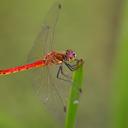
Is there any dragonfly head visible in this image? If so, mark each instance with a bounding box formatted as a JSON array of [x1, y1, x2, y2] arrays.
[[65, 49, 76, 62]]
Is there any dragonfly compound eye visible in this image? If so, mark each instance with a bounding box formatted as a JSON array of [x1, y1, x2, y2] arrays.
[[65, 49, 76, 61]]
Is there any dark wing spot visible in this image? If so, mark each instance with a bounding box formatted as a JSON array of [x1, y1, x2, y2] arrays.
[[79, 88, 82, 93], [64, 106, 66, 113], [58, 3, 62, 9]]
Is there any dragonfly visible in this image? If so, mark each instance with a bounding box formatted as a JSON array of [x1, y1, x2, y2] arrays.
[[0, 0, 83, 121]]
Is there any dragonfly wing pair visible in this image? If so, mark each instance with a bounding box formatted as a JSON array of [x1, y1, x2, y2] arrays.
[[27, 0, 70, 122]]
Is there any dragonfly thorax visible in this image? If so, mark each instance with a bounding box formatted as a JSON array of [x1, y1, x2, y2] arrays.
[[43, 51, 64, 65]]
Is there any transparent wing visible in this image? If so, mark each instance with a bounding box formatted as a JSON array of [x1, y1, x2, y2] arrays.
[[28, 0, 62, 63], [30, 65, 71, 122], [27, 0, 71, 123]]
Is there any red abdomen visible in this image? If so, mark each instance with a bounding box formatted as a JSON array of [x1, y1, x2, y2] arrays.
[[0, 60, 46, 76]]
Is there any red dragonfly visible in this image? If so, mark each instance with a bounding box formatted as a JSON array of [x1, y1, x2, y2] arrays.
[[0, 0, 83, 120]]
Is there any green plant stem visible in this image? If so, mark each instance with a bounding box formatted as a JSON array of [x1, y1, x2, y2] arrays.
[[65, 64, 84, 128]]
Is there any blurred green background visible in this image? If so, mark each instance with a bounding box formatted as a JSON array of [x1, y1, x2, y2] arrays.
[[0, 0, 128, 128]]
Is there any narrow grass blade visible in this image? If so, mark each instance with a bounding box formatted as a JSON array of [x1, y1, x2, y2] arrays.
[[110, 1, 128, 128], [65, 63, 84, 128]]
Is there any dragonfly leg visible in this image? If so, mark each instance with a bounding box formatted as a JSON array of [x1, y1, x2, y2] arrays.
[[64, 59, 84, 71], [57, 64, 82, 94], [57, 65, 72, 82], [64, 62, 78, 71], [64, 59, 83, 93]]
